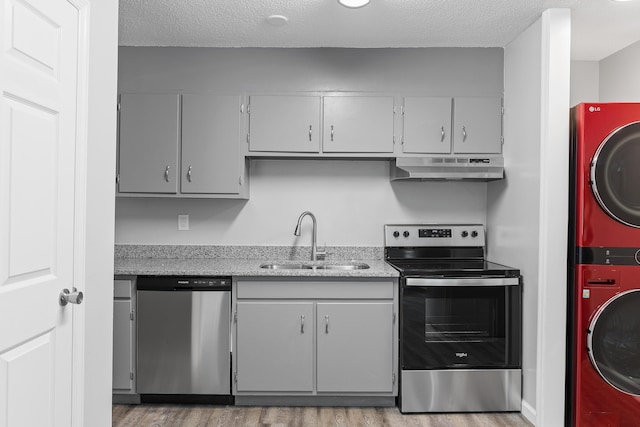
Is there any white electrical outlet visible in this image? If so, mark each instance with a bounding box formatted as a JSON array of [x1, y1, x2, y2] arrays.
[[178, 214, 189, 231]]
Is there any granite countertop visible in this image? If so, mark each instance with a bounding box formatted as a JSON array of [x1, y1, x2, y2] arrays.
[[113, 245, 399, 278]]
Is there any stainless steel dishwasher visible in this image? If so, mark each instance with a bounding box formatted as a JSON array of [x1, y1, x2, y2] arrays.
[[136, 276, 232, 404]]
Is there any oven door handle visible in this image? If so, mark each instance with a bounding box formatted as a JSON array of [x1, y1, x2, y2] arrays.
[[405, 277, 520, 287]]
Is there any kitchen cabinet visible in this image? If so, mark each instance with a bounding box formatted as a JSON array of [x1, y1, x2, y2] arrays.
[[112, 276, 139, 403], [322, 95, 395, 153], [401, 96, 502, 154], [247, 95, 321, 153], [233, 278, 397, 403], [247, 94, 394, 155], [117, 93, 248, 198]]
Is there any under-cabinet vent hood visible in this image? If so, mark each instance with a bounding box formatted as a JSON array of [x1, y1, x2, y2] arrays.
[[391, 156, 504, 181]]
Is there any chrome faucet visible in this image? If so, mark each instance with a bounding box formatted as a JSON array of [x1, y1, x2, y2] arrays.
[[294, 211, 326, 261]]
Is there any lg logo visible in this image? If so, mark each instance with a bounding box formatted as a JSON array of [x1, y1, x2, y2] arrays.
[[589, 106, 601, 112], [455, 352, 468, 358]]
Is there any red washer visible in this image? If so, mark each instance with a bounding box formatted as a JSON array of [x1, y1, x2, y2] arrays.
[[569, 103, 640, 427]]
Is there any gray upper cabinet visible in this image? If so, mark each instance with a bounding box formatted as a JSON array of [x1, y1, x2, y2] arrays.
[[322, 95, 395, 153], [452, 97, 503, 154], [118, 93, 179, 193], [402, 97, 452, 154], [118, 93, 247, 198], [401, 96, 502, 155], [181, 94, 243, 195], [248, 95, 321, 153]]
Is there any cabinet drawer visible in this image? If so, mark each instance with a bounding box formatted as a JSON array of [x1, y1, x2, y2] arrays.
[[236, 279, 394, 300], [114, 279, 133, 298]]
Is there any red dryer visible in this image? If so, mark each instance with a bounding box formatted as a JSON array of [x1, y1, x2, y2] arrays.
[[569, 103, 640, 427]]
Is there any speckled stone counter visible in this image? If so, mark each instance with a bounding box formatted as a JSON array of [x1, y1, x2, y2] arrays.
[[114, 245, 399, 278]]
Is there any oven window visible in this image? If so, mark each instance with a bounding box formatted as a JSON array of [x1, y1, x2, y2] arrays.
[[424, 294, 499, 343], [402, 285, 521, 369]]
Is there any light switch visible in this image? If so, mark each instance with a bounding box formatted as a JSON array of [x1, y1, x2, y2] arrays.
[[178, 214, 189, 231]]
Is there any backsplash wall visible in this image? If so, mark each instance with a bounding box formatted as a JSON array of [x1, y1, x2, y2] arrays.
[[115, 159, 487, 246]]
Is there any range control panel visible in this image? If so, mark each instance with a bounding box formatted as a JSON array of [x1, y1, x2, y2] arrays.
[[384, 224, 485, 247]]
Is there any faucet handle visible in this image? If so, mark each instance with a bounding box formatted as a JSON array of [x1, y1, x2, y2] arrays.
[[316, 244, 327, 261]]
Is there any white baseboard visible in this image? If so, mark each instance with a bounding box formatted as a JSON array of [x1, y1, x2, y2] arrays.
[[521, 399, 537, 425]]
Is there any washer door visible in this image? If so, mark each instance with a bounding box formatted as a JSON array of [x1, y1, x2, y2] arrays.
[[587, 289, 640, 395], [591, 122, 640, 227]]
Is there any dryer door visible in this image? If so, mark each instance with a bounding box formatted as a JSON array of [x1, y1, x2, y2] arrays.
[[591, 121, 640, 227], [587, 289, 640, 395]]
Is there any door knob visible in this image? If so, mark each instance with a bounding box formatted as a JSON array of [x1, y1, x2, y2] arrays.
[[60, 288, 84, 306]]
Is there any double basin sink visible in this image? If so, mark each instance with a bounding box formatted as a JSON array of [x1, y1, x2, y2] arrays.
[[260, 262, 370, 271]]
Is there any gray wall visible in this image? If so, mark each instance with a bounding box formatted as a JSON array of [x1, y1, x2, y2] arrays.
[[570, 60, 599, 106], [116, 47, 503, 246], [600, 40, 640, 101]]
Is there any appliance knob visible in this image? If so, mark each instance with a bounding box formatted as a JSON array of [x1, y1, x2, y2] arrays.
[[461, 231, 469, 238], [471, 230, 478, 238], [393, 231, 400, 238], [403, 231, 410, 238]]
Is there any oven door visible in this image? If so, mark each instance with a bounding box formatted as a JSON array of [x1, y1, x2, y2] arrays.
[[401, 277, 521, 369]]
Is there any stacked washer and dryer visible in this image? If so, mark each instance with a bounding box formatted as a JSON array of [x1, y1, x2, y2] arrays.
[[568, 103, 640, 427]]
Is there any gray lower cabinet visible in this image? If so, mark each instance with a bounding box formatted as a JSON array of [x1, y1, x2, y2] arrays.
[[113, 276, 139, 403], [233, 278, 398, 403]]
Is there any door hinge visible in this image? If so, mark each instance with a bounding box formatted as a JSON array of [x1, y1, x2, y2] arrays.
[[501, 136, 504, 145], [246, 133, 250, 144], [393, 313, 396, 324], [401, 105, 405, 115], [501, 106, 504, 115], [247, 103, 251, 114], [393, 106, 396, 114], [130, 372, 134, 380], [239, 176, 243, 186], [130, 311, 134, 321], [240, 103, 244, 114], [234, 372, 238, 383], [234, 312, 237, 323], [392, 373, 396, 385], [116, 174, 120, 184], [117, 102, 121, 112], [400, 136, 404, 145], [393, 135, 396, 145]]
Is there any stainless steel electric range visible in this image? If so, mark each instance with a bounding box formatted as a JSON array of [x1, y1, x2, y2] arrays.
[[384, 224, 522, 413]]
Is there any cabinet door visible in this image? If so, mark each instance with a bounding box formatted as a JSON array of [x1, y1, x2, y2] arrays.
[[248, 95, 320, 152], [181, 94, 242, 194], [323, 96, 395, 153], [402, 97, 452, 154], [118, 93, 179, 193], [316, 302, 394, 393], [452, 97, 503, 154], [236, 301, 314, 392], [113, 299, 134, 392]]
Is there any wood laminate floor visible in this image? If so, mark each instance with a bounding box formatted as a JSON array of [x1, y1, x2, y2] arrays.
[[112, 405, 534, 427]]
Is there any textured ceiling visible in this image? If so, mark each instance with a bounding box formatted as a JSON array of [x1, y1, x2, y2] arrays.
[[119, 0, 640, 61]]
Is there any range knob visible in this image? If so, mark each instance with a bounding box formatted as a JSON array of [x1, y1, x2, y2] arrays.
[[393, 231, 400, 238], [471, 230, 478, 238], [461, 231, 469, 238], [403, 231, 410, 238]]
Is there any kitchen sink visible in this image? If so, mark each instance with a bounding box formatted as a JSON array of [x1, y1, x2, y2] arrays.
[[260, 262, 370, 270]]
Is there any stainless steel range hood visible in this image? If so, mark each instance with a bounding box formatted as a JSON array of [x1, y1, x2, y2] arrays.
[[391, 156, 504, 181]]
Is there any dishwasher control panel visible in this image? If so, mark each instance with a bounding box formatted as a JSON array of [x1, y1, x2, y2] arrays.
[[137, 276, 231, 291]]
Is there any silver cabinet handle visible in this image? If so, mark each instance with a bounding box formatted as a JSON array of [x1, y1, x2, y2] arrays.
[[187, 165, 192, 182], [301, 314, 305, 333], [325, 315, 329, 333], [59, 287, 83, 306], [330, 125, 334, 141], [441, 126, 445, 142], [462, 126, 467, 142], [164, 165, 171, 182], [309, 125, 312, 142]]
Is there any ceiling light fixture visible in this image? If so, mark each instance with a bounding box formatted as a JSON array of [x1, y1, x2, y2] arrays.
[[338, 0, 370, 9]]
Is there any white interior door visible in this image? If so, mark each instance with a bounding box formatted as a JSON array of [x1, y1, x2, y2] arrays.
[[1, 0, 83, 425]]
